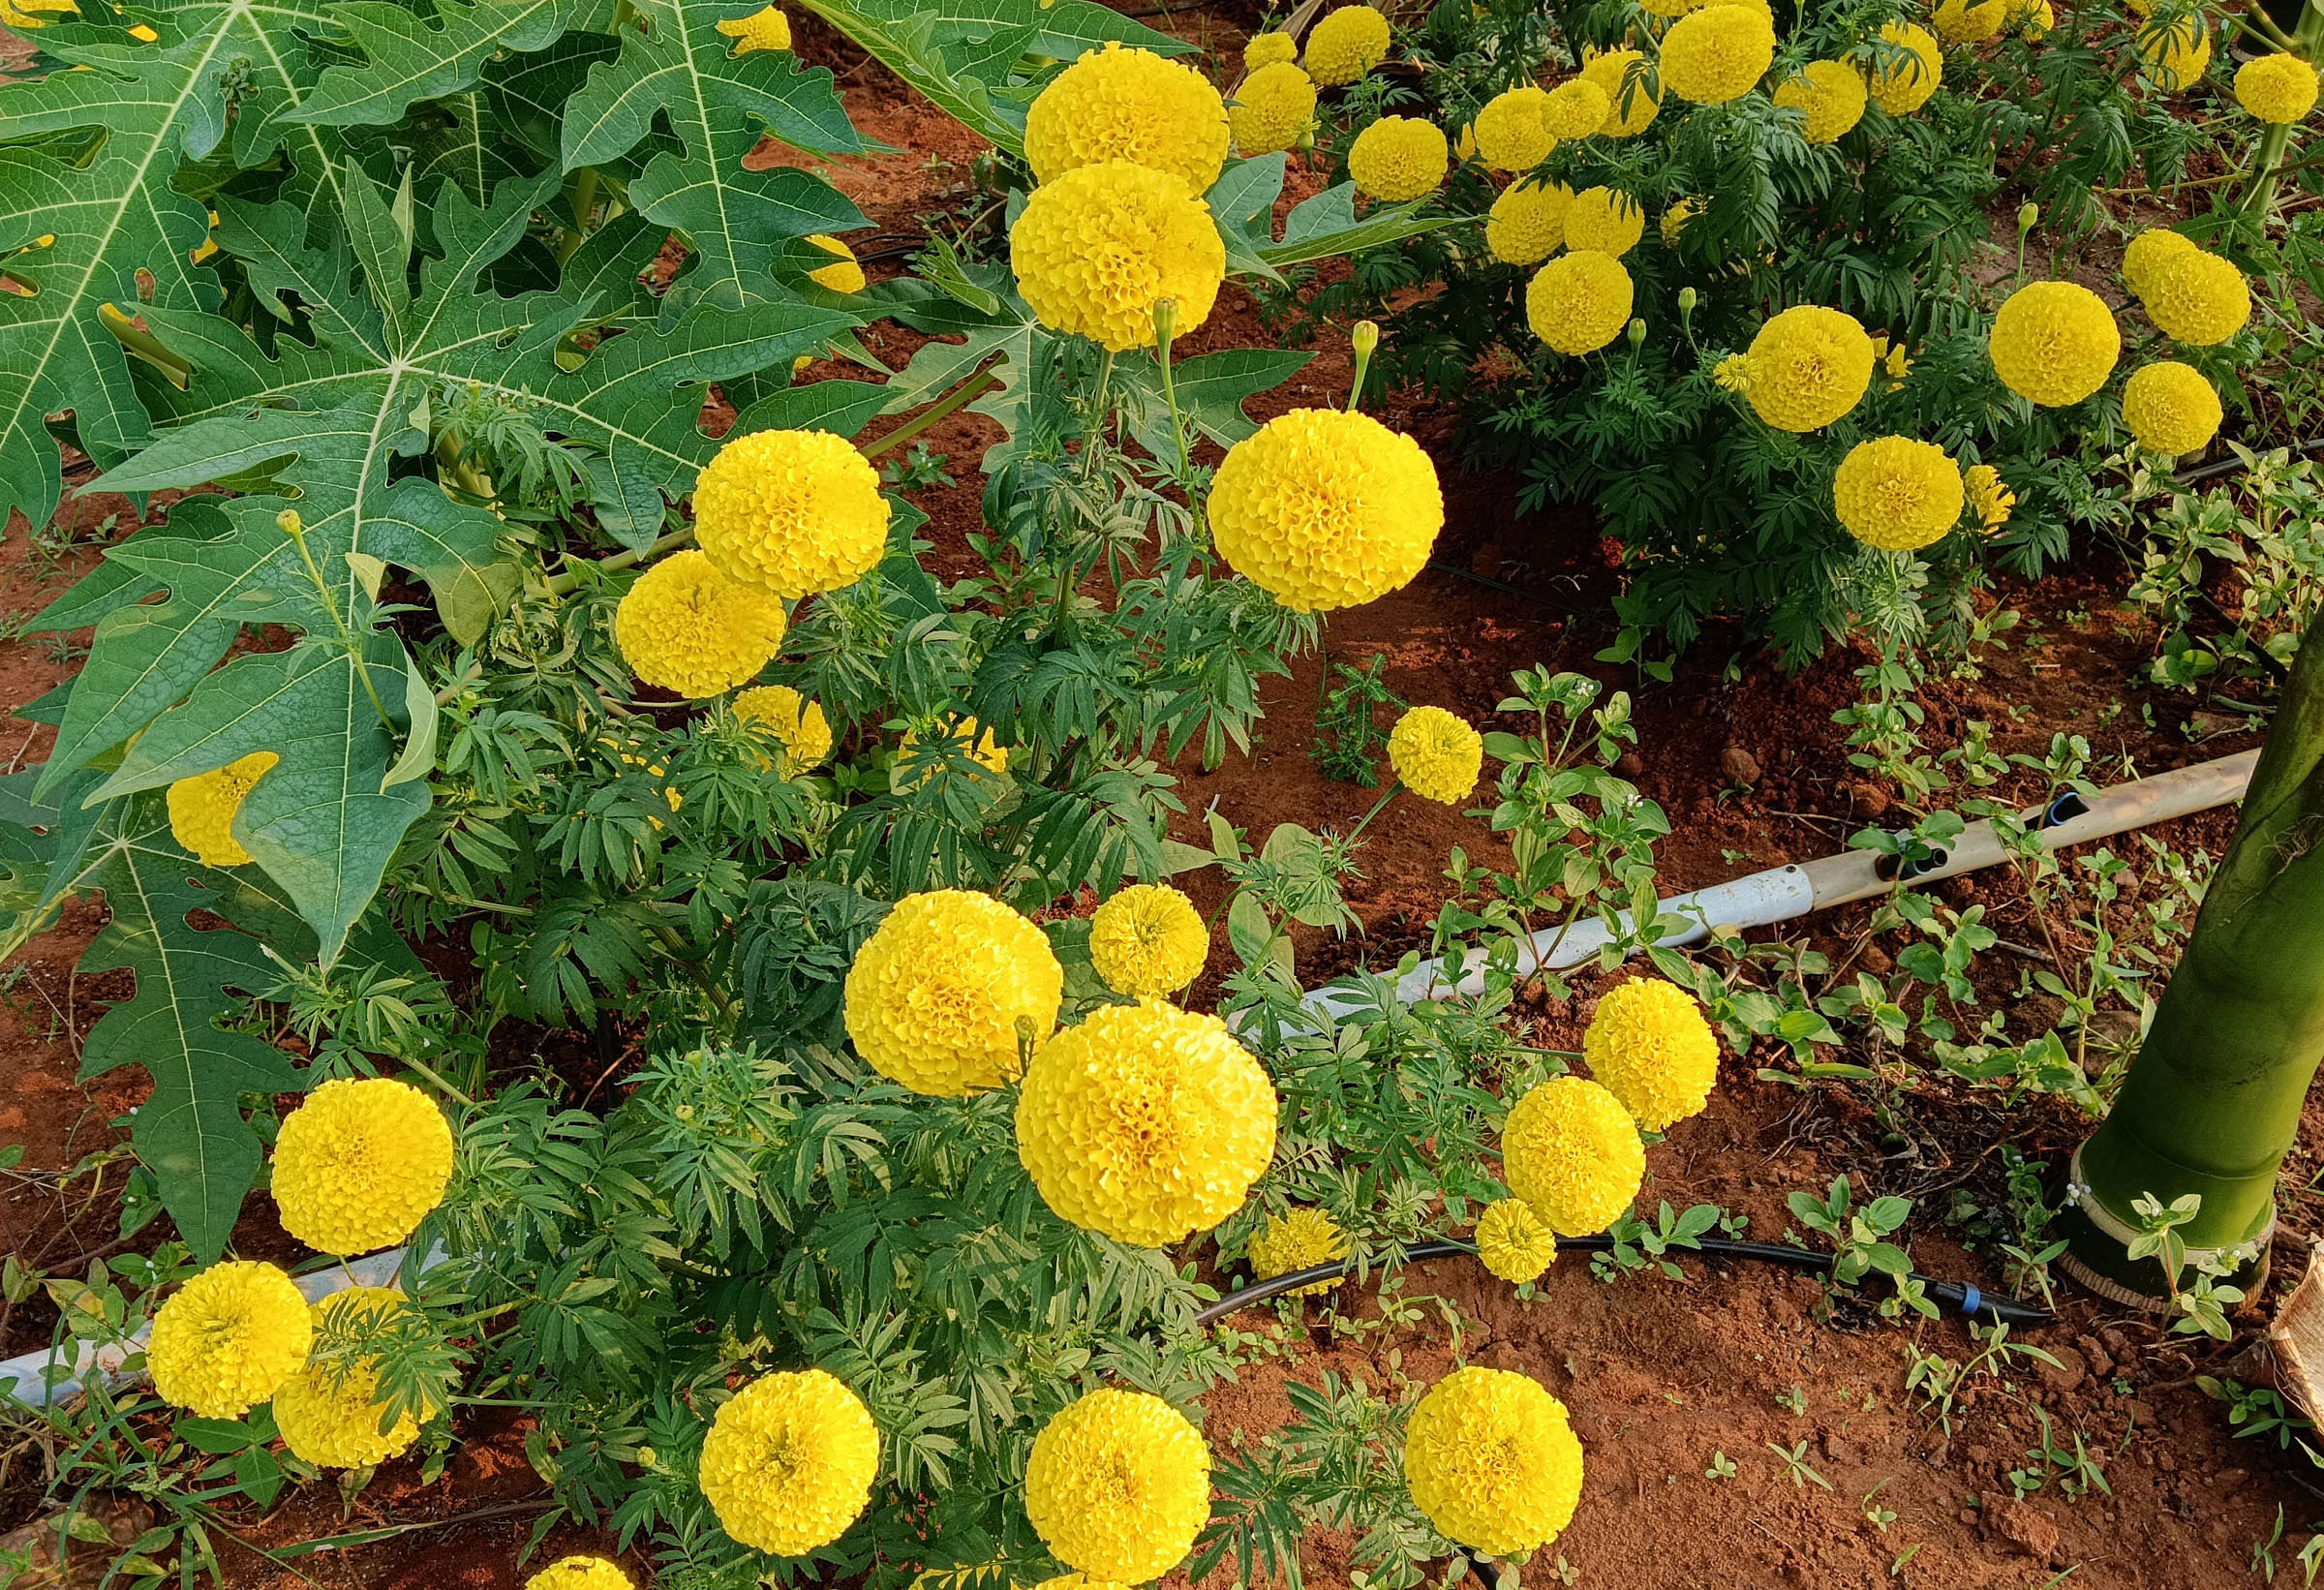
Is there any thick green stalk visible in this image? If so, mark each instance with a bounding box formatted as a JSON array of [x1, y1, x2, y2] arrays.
[[2237, 0, 2324, 219]]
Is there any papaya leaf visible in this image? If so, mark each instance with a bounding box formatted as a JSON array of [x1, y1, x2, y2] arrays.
[[1259, 183, 1465, 270], [289, 0, 612, 130], [1111, 348, 1312, 460]]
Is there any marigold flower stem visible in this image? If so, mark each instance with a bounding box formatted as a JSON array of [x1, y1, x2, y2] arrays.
[[278, 510, 398, 734], [1152, 300, 1192, 480]]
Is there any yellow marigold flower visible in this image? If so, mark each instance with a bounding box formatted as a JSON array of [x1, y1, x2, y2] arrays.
[[1661, 196, 1702, 245], [1580, 48, 1662, 137], [1865, 22, 1942, 115], [167, 751, 279, 868], [1011, 161, 1225, 353], [1486, 179, 1572, 265], [2005, 0, 2055, 35], [1028, 1391, 1210, 1580], [1247, 1206, 1350, 1296], [1502, 1075, 1643, 1235], [1774, 59, 1870, 143], [1872, 332, 1911, 384], [1025, 44, 1231, 194], [526, 1558, 632, 1590], [1348, 115, 1449, 200], [1931, 0, 2005, 44], [897, 716, 1009, 785], [699, 1369, 879, 1555], [715, 4, 790, 53], [1209, 408, 1443, 612], [2145, 249, 2250, 346], [614, 550, 785, 698], [1244, 30, 1298, 70], [273, 1077, 455, 1256], [693, 427, 890, 599], [1088, 883, 1208, 996], [732, 685, 832, 776], [1473, 85, 1555, 170], [1543, 78, 1611, 138], [2136, 15, 2210, 91], [148, 1262, 312, 1419], [1736, 305, 1874, 431], [844, 889, 1062, 1096], [1403, 1367, 1584, 1556], [1526, 250, 1634, 355], [1015, 1001, 1276, 1246], [2237, 52, 2319, 122], [2123, 227, 2196, 301], [1388, 705, 1483, 805], [1304, 3, 1391, 85], [1583, 979, 1720, 1131], [273, 1288, 424, 1469], [1832, 436, 1965, 552], [1454, 120, 1477, 160], [804, 234, 865, 292], [1659, 4, 1776, 104], [1475, 1197, 1557, 1283], [1962, 463, 2015, 532], [2122, 360, 2223, 456], [1713, 352, 1754, 392], [1230, 61, 1318, 154], [0, 0, 78, 26], [1637, 0, 1691, 17], [1988, 280, 2119, 406], [1563, 186, 1644, 257]]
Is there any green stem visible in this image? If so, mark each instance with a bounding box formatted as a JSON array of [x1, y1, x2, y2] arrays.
[[1343, 784, 1399, 845], [860, 362, 1003, 461], [1154, 306, 1192, 481], [279, 513, 396, 733]]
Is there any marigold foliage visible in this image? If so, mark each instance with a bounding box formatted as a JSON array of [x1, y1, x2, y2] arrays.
[[698, 1369, 880, 1555], [1475, 1197, 1557, 1283], [1402, 1367, 1584, 1556], [1832, 436, 1966, 552], [1303, 3, 1391, 85], [1247, 1206, 1350, 1296], [715, 5, 790, 53], [805, 234, 865, 293], [1024, 44, 1231, 193], [1931, 0, 2005, 44], [1015, 1001, 1277, 1246], [1026, 1390, 1211, 1581], [1659, 5, 1776, 104], [1526, 250, 1634, 355], [900, 716, 1010, 780], [1542, 78, 1611, 138], [1501, 1075, 1644, 1235], [1580, 48, 1661, 136], [614, 550, 787, 699], [1088, 883, 1208, 996], [2136, 15, 2211, 92], [1563, 187, 1644, 257], [1229, 62, 1318, 155], [2145, 249, 2250, 346], [526, 1559, 633, 1590], [1583, 979, 1720, 1131], [1774, 59, 1869, 143], [2123, 227, 2196, 301], [1388, 706, 1483, 805], [1474, 86, 1555, 170], [733, 685, 833, 777], [166, 751, 280, 868], [1348, 115, 1450, 200], [273, 1076, 455, 1255], [1485, 180, 1573, 265], [693, 427, 891, 598], [273, 1288, 424, 1469], [843, 890, 1062, 1096], [1865, 22, 1942, 115], [2237, 52, 2319, 122], [1243, 30, 1298, 70], [1987, 281, 2120, 407], [1011, 162, 1225, 353], [148, 1261, 313, 1419], [2122, 360, 2223, 456], [1738, 305, 1874, 431], [1963, 463, 2016, 532], [1208, 408, 1443, 612]]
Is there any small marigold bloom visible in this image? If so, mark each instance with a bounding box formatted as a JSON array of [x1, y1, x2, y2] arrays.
[[1659, 4, 1776, 104], [699, 1370, 879, 1556], [1209, 408, 1443, 612], [1244, 30, 1298, 70], [1774, 59, 1870, 143], [1501, 1075, 1644, 1235], [1348, 115, 1450, 200], [1988, 280, 2119, 407], [1865, 22, 1942, 115], [1931, 0, 2005, 44], [1584, 979, 1720, 1131], [1230, 61, 1318, 154], [1388, 706, 1484, 805], [694, 427, 890, 598], [1089, 884, 1208, 996], [1526, 250, 1634, 355], [2136, 15, 2210, 91], [2145, 249, 2250, 346], [1011, 162, 1225, 353], [1713, 352, 1754, 393], [273, 1077, 455, 1255], [148, 1261, 312, 1419], [1963, 463, 2016, 532], [167, 751, 279, 868], [844, 889, 1062, 1096], [1475, 1197, 1557, 1283], [1027, 1391, 1211, 1581], [1403, 1367, 1584, 1556], [2122, 360, 2223, 456], [1303, 3, 1391, 85], [1024, 44, 1231, 193], [1486, 179, 1573, 265], [1661, 196, 1703, 245], [732, 685, 832, 777], [2123, 227, 2197, 302], [1563, 186, 1644, 257], [1247, 1206, 1350, 1296], [1580, 48, 1661, 136], [898, 716, 1009, 781], [1832, 436, 1966, 552], [1737, 305, 1875, 431], [273, 1288, 424, 1469], [1473, 86, 1555, 170], [804, 234, 865, 292], [526, 1558, 633, 1590], [715, 3, 789, 51], [2005, 0, 2055, 35], [1543, 78, 1612, 138], [614, 551, 785, 698], [2237, 52, 2319, 122]]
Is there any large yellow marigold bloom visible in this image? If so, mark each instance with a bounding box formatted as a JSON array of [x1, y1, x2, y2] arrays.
[[1988, 281, 2119, 406], [167, 751, 280, 869], [1026, 1390, 1211, 1581], [1244, 30, 1297, 70], [1527, 250, 1633, 355], [1403, 1367, 1584, 1556], [148, 1261, 312, 1419], [1735, 305, 1874, 431], [1230, 62, 1318, 155], [1865, 22, 1942, 114], [2145, 249, 2250, 346], [2136, 15, 2210, 91], [699, 1369, 879, 1555], [1963, 463, 2015, 532], [1247, 1206, 1350, 1297], [843, 890, 1062, 1097], [1025, 44, 1231, 194], [1011, 162, 1225, 353], [693, 428, 890, 599], [2122, 360, 2223, 456], [1583, 979, 1719, 1131], [1542, 78, 1611, 138], [2237, 52, 2319, 122], [1348, 115, 1450, 200], [1774, 59, 1869, 143], [1832, 436, 1965, 552], [273, 1288, 423, 1469], [1015, 1001, 1277, 1246], [1931, 0, 2005, 44], [1476, 1197, 1557, 1283], [715, 4, 789, 53], [1388, 706, 1483, 805], [733, 684, 832, 777], [1208, 408, 1443, 612], [613, 550, 785, 698], [804, 234, 865, 293], [1473, 85, 1555, 171], [1563, 186, 1644, 257], [1501, 1075, 1643, 1235], [273, 1076, 455, 1256], [1088, 883, 1208, 996], [1659, 4, 1776, 104], [1485, 180, 1572, 265], [2122, 227, 2196, 301], [1304, 3, 1391, 85], [1580, 48, 1661, 136], [526, 1559, 632, 1590]]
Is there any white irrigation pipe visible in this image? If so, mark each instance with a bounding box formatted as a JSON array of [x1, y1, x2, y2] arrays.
[[0, 750, 2260, 1411]]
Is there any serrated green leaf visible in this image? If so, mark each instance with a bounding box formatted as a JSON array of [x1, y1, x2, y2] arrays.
[[289, 0, 606, 130], [1258, 182, 1465, 270], [1112, 347, 1310, 460]]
